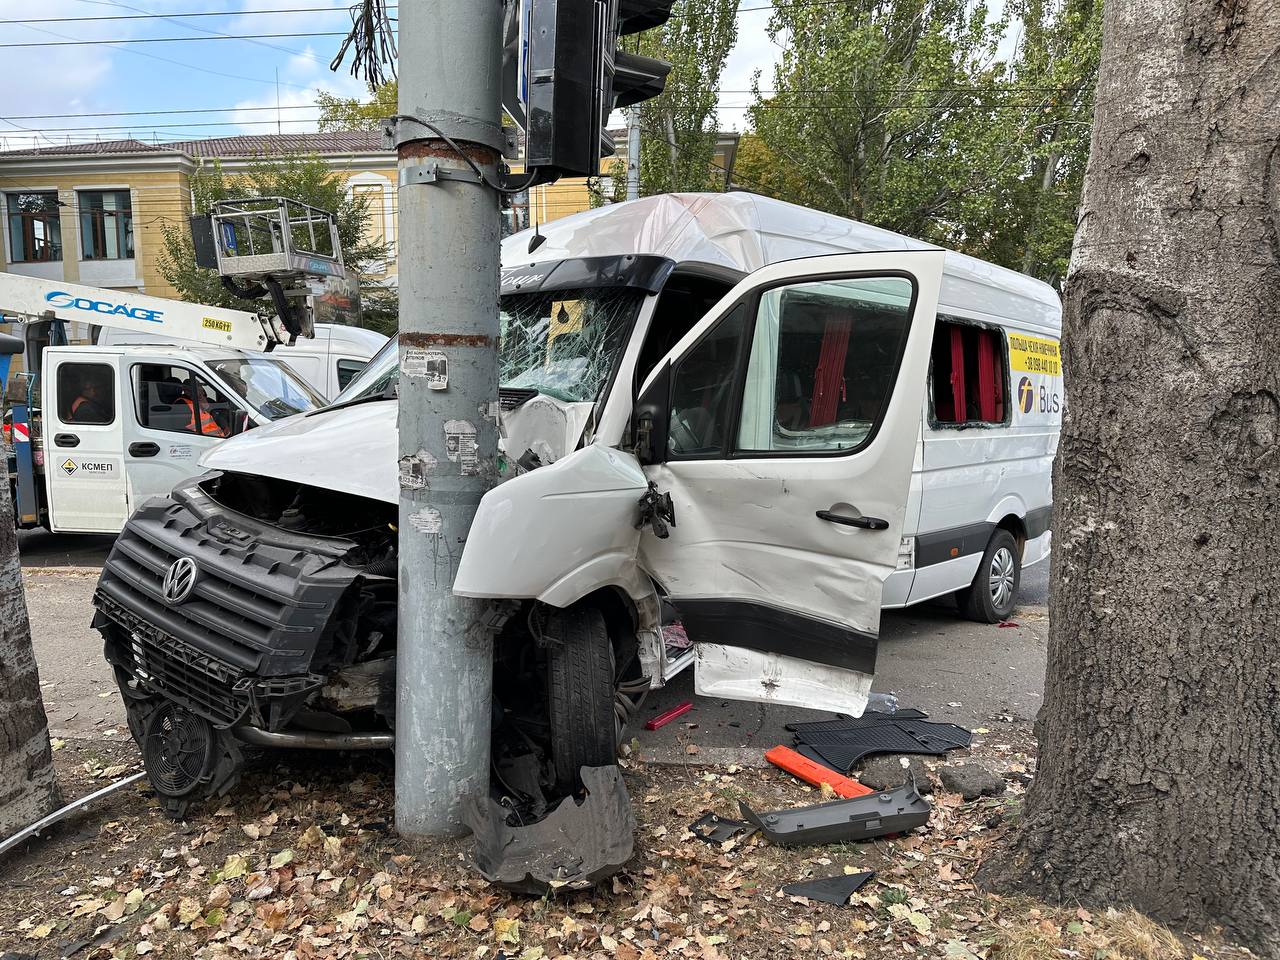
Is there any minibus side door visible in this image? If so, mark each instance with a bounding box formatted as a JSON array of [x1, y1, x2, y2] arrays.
[[635, 250, 945, 716]]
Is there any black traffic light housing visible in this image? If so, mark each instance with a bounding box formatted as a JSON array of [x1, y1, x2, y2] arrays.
[[508, 0, 673, 186]]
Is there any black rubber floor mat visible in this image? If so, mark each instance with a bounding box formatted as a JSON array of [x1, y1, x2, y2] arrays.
[[791, 718, 972, 773], [785, 708, 928, 734], [781, 870, 875, 905]]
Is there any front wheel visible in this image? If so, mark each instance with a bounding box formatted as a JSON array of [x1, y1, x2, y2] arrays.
[[544, 606, 618, 790], [956, 529, 1021, 623]]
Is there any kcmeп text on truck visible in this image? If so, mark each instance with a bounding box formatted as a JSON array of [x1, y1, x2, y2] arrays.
[[91, 193, 1063, 816]]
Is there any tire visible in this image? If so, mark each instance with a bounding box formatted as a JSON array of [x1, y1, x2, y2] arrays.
[[545, 606, 618, 789], [956, 529, 1021, 623]]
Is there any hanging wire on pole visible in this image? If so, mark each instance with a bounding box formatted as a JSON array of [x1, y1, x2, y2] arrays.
[[331, 0, 398, 85]]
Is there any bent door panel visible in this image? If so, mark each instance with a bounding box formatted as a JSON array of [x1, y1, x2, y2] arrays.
[[638, 250, 945, 715]]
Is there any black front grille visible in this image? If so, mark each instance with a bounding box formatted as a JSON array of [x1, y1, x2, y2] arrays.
[[94, 493, 365, 681]]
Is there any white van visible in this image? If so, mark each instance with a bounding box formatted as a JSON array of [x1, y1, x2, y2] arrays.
[[98, 322, 388, 400], [92, 194, 1062, 810]]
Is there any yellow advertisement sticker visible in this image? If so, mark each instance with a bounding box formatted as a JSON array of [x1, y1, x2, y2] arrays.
[[1008, 333, 1061, 376], [546, 300, 585, 362]]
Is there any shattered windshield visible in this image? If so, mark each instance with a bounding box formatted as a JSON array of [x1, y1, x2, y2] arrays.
[[207, 357, 325, 420], [330, 288, 644, 406], [500, 288, 642, 403]]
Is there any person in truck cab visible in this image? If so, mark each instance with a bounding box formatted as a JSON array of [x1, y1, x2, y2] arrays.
[[67, 371, 111, 424], [177, 383, 226, 437]]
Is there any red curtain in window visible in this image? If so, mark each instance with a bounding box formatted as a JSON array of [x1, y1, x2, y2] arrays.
[[976, 329, 999, 422], [808, 317, 852, 427], [949, 326, 967, 422]]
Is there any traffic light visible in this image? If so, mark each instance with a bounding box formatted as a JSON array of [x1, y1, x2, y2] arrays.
[[504, 0, 674, 186]]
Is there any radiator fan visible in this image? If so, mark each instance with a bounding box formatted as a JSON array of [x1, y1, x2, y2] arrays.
[[143, 702, 216, 799]]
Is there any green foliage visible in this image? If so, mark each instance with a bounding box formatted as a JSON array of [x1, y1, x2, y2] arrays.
[[157, 155, 397, 334], [637, 0, 740, 195], [316, 81, 398, 132], [744, 0, 1102, 284]]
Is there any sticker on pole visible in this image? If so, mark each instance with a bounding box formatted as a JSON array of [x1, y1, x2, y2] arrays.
[[12, 423, 29, 443], [403, 348, 449, 389], [444, 420, 479, 476]]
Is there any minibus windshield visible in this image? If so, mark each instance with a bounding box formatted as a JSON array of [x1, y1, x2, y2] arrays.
[[329, 287, 645, 408]]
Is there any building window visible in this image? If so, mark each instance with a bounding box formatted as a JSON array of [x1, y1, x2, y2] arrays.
[[6, 192, 62, 263], [930, 319, 1007, 425], [79, 190, 133, 261], [351, 183, 385, 245]]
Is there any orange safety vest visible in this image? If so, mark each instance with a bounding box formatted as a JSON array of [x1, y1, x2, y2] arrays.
[[177, 397, 225, 437]]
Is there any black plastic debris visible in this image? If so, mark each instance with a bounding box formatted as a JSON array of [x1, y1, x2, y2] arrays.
[[465, 765, 635, 895], [781, 870, 875, 905], [689, 812, 756, 845], [739, 779, 931, 846], [787, 710, 971, 773]]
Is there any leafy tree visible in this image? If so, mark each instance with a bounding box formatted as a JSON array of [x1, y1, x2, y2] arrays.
[[746, 0, 1010, 237], [158, 154, 397, 334], [741, 0, 1100, 283], [316, 81, 398, 132], [636, 0, 740, 195]]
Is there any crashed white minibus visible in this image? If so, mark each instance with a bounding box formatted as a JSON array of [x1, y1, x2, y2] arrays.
[[90, 193, 1062, 813]]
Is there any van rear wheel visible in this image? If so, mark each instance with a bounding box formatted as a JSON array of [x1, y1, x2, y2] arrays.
[[545, 606, 618, 790], [956, 529, 1021, 623]]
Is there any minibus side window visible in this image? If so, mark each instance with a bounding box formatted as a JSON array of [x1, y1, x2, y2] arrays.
[[930, 319, 1008, 426]]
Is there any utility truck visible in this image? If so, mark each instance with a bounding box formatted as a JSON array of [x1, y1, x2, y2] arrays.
[[4, 198, 380, 534], [91, 194, 1062, 819]]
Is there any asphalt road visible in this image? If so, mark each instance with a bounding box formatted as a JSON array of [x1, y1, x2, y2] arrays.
[[21, 536, 1050, 760]]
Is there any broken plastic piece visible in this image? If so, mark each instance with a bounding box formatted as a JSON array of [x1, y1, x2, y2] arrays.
[[787, 712, 972, 773], [465, 765, 635, 895], [0, 771, 146, 860], [765, 745, 874, 799], [644, 701, 693, 731], [781, 870, 876, 905], [739, 779, 931, 846], [689, 812, 756, 845]]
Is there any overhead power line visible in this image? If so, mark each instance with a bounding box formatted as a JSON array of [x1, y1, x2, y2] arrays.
[[0, 31, 348, 47], [2, 6, 397, 24]]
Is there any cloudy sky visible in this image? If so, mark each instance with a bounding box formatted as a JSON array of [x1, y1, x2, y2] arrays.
[[0, 0, 787, 152]]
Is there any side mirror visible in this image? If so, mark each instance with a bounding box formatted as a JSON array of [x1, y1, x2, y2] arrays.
[[633, 361, 671, 466]]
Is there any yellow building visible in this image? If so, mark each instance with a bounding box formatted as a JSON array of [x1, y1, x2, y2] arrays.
[[0, 126, 740, 305]]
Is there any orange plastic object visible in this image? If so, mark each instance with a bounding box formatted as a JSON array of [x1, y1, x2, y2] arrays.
[[765, 745, 874, 799]]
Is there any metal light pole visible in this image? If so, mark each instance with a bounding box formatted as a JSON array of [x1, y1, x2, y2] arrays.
[[626, 106, 641, 201], [393, 0, 504, 837]]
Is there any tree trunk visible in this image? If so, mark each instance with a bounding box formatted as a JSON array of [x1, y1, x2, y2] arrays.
[[0, 461, 58, 836], [979, 0, 1280, 953]]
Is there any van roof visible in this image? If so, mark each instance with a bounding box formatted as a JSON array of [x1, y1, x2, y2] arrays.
[[502, 193, 1062, 336], [97, 322, 388, 353], [48, 343, 257, 362]]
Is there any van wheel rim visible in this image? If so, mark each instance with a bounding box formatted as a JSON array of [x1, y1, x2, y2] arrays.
[[989, 547, 1015, 610]]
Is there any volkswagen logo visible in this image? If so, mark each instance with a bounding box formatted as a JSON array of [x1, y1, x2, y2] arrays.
[[162, 557, 198, 605]]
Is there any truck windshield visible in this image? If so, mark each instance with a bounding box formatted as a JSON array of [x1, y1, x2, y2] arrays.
[[207, 357, 325, 420], [330, 288, 645, 406]]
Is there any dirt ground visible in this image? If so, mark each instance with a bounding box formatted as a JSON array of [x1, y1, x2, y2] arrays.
[[0, 726, 1255, 960]]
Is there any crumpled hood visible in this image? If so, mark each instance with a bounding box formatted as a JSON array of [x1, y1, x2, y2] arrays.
[[200, 402, 400, 504]]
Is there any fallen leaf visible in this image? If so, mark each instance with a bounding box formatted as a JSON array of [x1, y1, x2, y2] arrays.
[[221, 853, 249, 880], [51, 738, 66, 751], [177, 897, 202, 925], [468, 913, 490, 932], [124, 889, 145, 916], [494, 917, 520, 945], [269, 849, 294, 869], [298, 825, 326, 849], [242, 824, 261, 840], [25, 923, 54, 940], [206, 884, 231, 909], [136, 941, 154, 956]]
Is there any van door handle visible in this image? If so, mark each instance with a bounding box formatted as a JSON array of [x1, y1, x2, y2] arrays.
[[54, 433, 80, 448], [128, 441, 160, 458], [816, 509, 889, 531]]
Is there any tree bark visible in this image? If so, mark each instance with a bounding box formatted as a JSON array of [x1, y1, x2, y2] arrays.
[[979, 1, 1280, 953], [0, 461, 58, 836]]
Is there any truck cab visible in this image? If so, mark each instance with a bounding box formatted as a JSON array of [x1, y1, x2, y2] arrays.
[[30, 343, 326, 533]]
